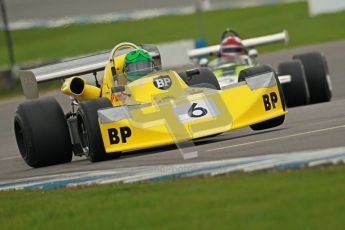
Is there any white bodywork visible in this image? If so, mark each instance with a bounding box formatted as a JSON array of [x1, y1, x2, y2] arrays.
[[217, 73, 291, 88], [188, 30, 289, 59]]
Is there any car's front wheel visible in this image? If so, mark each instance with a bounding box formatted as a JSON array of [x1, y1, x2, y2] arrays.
[[14, 97, 72, 167], [178, 67, 221, 90], [77, 98, 119, 162]]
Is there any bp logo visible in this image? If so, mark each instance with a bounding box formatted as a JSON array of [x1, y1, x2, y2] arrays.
[[153, 75, 172, 90]]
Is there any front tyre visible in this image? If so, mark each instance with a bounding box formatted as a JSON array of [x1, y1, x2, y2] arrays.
[[77, 98, 118, 162], [178, 67, 221, 90], [14, 97, 72, 167]]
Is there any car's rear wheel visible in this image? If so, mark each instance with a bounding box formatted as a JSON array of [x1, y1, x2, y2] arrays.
[[77, 98, 119, 162], [14, 97, 72, 167], [278, 60, 310, 107], [293, 52, 332, 104], [239, 65, 285, 131]]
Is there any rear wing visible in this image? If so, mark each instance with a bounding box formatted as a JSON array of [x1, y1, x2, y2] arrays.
[[19, 44, 161, 99], [188, 30, 289, 59]]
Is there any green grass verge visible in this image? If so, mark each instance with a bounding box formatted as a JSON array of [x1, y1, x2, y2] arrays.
[[1, 165, 345, 229], [1, 1, 345, 67]]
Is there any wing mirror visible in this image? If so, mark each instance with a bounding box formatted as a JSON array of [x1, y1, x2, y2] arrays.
[[248, 49, 258, 58], [199, 58, 209, 67], [186, 68, 200, 77]]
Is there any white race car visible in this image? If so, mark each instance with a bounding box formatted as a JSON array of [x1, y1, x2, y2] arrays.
[[189, 29, 332, 107]]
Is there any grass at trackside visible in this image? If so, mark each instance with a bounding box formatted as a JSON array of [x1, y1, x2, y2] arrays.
[[1, 165, 345, 229], [1, 1, 345, 67]]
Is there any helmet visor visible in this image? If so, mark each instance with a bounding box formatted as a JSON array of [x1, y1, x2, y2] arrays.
[[126, 60, 153, 73], [125, 61, 154, 81], [222, 47, 243, 54]]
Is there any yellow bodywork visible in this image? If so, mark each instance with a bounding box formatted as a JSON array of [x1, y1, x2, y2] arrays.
[[98, 69, 286, 154], [61, 45, 286, 155], [61, 76, 101, 101]]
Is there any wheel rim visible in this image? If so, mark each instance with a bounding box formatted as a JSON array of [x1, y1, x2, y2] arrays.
[[14, 119, 29, 160], [77, 114, 90, 155]]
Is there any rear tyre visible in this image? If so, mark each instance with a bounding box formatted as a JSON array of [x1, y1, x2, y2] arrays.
[[278, 60, 310, 107], [77, 98, 118, 162], [14, 97, 72, 168], [293, 52, 332, 104], [178, 67, 221, 90], [239, 65, 286, 131]]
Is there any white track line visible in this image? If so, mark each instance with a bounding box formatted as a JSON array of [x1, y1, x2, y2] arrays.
[[0, 156, 21, 161], [207, 124, 345, 152], [1, 146, 345, 190]]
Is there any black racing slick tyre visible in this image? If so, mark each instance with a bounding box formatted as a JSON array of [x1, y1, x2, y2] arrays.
[[77, 98, 117, 162], [293, 52, 332, 104], [278, 60, 310, 107], [14, 97, 72, 168], [178, 68, 221, 90], [239, 65, 285, 131]]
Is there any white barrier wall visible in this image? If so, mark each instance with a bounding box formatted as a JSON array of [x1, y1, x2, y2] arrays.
[[157, 40, 195, 68], [308, 0, 345, 16]]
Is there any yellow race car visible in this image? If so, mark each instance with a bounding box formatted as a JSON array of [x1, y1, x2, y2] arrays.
[[15, 42, 287, 167]]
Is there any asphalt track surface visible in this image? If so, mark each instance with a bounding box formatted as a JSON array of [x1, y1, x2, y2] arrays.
[[0, 40, 345, 182]]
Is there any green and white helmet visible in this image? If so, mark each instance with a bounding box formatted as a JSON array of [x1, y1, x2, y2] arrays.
[[124, 49, 154, 82]]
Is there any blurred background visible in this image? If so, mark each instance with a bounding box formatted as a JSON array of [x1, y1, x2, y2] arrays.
[[6, 0, 300, 22], [1, 0, 344, 93]]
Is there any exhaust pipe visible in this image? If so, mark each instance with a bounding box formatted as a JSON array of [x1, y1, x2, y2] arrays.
[[61, 76, 101, 101]]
